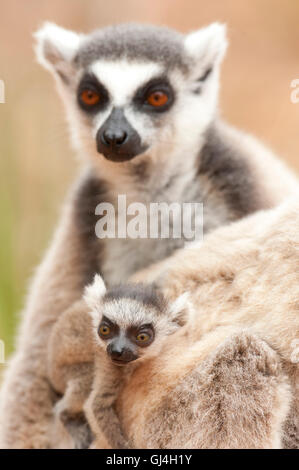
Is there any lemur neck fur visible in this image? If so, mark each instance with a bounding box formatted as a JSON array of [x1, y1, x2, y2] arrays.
[[92, 136, 204, 203]]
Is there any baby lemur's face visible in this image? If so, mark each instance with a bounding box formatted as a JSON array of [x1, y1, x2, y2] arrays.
[[84, 276, 187, 366], [97, 296, 162, 365], [35, 22, 227, 165]]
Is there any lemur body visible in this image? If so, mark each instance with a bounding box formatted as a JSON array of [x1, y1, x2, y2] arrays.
[[0, 22, 297, 448], [127, 197, 299, 448], [48, 279, 184, 449], [49, 198, 299, 449]]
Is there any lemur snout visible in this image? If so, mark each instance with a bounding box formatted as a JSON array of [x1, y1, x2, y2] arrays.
[[102, 129, 127, 146], [107, 342, 138, 365], [96, 107, 147, 162]]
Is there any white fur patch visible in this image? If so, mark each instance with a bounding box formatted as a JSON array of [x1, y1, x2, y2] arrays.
[[103, 298, 157, 330], [184, 22, 227, 69], [90, 60, 162, 107], [169, 292, 190, 319], [34, 22, 83, 70], [83, 274, 107, 311]]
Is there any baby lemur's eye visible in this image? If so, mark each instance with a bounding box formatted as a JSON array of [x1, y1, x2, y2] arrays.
[[146, 91, 169, 108], [134, 326, 154, 347], [98, 324, 111, 338], [80, 89, 101, 107], [136, 332, 150, 342]]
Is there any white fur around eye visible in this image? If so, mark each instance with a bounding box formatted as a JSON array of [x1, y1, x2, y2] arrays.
[[90, 60, 162, 107]]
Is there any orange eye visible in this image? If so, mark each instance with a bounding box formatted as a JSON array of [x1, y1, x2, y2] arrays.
[[80, 89, 100, 106], [147, 91, 169, 107], [99, 324, 111, 337], [136, 332, 150, 343]]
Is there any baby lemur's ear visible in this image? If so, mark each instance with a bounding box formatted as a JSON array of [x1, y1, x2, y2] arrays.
[[184, 23, 227, 77], [34, 22, 84, 82], [168, 292, 191, 326], [84, 274, 107, 311]]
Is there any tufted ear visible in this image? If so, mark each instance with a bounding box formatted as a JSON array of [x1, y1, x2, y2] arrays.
[[184, 23, 227, 78], [83, 274, 107, 311], [168, 292, 190, 326], [34, 22, 84, 82]]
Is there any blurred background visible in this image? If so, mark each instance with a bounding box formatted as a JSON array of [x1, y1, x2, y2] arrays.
[[0, 0, 299, 359]]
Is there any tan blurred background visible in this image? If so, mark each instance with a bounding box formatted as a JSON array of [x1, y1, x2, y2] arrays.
[[0, 0, 298, 357]]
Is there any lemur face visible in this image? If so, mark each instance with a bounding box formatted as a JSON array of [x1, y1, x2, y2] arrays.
[[96, 298, 158, 365], [84, 276, 187, 365], [35, 23, 227, 164]]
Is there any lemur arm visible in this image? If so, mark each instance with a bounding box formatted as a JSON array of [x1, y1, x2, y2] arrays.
[[84, 356, 130, 449], [0, 171, 101, 449], [47, 299, 95, 447]]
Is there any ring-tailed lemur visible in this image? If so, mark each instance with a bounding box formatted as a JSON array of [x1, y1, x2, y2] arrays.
[[48, 275, 187, 449], [0, 22, 297, 448]]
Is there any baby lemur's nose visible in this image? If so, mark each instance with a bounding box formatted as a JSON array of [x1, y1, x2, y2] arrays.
[[107, 343, 138, 364], [102, 129, 127, 147], [110, 348, 122, 359]]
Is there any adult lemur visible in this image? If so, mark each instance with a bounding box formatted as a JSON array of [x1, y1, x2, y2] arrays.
[[0, 22, 297, 448]]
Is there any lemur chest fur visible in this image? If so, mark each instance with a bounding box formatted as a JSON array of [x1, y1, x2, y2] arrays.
[[76, 123, 261, 287], [96, 160, 230, 286]]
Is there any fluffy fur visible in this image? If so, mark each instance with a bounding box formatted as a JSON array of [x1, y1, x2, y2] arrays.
[[0, 22, 297, 448], [120, 197, 299, 448], [50, 198, 298, 449], [47, 281, 183, 449]]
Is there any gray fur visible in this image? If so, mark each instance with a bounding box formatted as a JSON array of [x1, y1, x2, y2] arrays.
[[74, 120, 271, 288], [104, 283, 165, 311], [74, 173, 109, 286], [74, 23, 188, 72], [198, 122, 261, 218]]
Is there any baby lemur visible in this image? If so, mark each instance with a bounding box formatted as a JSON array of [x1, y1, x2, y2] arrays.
[[48, 275, 186, 449]]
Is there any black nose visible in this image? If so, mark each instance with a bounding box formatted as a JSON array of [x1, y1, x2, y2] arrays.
[[107, 343, 137, 364], [96, 107, 147, 162], [102, 129, 127, 147]]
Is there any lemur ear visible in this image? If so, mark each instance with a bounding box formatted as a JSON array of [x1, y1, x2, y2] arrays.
[[184, 23, 227, 74], [168, 292, 190, 326], [83, 274, 107, 311], [34, 22, 84, 82]]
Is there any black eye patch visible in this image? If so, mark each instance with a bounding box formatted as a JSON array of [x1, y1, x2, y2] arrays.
[[133, 76, 175, 114], [98, 315, 119, 340], [77, 73, 109, 113]]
